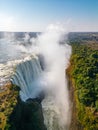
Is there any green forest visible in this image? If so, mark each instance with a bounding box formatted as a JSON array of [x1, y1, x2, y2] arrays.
[[69, 42, 98, 130]]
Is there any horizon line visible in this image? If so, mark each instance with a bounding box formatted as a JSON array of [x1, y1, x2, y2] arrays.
[[0, 31, 98, 33]]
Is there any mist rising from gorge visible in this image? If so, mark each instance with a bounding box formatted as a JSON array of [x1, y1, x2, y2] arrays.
[[9, 23, 72, 129], [24, 23, 72, 129]]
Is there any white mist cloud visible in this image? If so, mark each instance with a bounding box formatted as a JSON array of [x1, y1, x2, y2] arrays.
[[28, 23, 72, 129], [24, 32, 30, 42]]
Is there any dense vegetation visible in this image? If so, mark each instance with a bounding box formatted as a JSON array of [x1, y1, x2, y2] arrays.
[[0, 83, 19, 130], [69, 42, 98, 130]]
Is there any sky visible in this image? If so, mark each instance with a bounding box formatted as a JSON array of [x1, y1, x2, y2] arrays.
[[0, 0, 98, 32]]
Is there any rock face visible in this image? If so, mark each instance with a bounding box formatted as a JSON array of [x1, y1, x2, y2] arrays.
[[8, 98, 47, 130], [0, 83, 46, 130]]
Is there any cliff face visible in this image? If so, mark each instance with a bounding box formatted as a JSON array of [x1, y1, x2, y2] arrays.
[[67, 71, 83, 130], [67, 68, 80, 130], [8, 98, 47, 130], [0, 83, 47, 130]]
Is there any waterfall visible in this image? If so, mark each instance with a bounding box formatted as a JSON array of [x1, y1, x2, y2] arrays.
[[11, 57, 43, 101], [11, 52, 71, 130]]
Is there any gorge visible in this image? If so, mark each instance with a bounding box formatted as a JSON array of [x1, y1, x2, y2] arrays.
[[0, 24, 72, 130]]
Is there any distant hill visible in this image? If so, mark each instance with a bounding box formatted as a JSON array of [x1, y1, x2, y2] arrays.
[[68, 32, 98, 43], [0, 32, 41, 39]]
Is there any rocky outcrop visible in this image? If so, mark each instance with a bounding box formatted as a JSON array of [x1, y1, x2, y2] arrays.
[[8, 97, 47, 130]]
